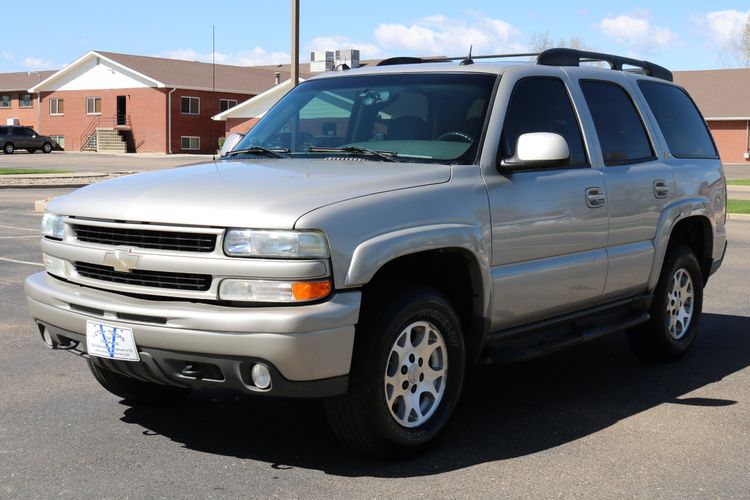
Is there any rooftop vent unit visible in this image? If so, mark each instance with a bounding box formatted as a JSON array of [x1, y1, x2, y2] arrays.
[[335, 49, 360, 69], [310, 51, 334, 72]]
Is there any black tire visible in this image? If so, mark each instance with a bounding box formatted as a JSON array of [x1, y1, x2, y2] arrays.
[[325, 285, 465, 458], [628, 245, 703, 361], [87, 358, 188, 403], [42, 142, 53, 153], [3, 143, 14, 154]]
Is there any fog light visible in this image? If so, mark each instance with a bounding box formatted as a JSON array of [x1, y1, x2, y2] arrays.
[[251, 363, 271, 389], [43, 254, 67, 278]]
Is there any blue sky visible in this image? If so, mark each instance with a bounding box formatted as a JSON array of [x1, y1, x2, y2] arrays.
[[1, 0, 748, 73]]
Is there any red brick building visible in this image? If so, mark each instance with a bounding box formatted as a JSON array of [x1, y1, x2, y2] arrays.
[[0, 70, 56, 130], [674, 68, 750, 164], [20, 51, 301, 154]]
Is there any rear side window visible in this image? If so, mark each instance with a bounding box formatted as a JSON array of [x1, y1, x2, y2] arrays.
[[501, 77, 588, 167], [580, 80, 654, 166], [638, 81, 718, 159]]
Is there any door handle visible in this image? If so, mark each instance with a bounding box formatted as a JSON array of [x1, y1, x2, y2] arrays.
[[653, 180, 670, 199], [585, 187, 606, 208]]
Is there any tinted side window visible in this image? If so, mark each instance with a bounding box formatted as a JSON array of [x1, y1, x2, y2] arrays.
[[580, 80, 654, 166], [638, 81, 718, 159], [0, 126, 8, 135], [501, 77, 588, 167]]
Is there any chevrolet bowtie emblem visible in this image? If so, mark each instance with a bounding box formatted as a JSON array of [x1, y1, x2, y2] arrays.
[[103, 247, 141, 273]]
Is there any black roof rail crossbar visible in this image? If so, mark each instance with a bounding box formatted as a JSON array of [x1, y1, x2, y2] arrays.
[[377, 52, 539, 66], [536, 48, 673, 82]]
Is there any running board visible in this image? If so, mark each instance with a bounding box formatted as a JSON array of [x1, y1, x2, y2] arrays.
[[481, 296, 651, 364]]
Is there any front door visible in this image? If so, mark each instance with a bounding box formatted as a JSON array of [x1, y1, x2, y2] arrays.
[[486, 76, 609, 331], [116, 96, 126, 126]]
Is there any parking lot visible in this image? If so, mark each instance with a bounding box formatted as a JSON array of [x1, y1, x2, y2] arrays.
[[1, 184, 750, 497]]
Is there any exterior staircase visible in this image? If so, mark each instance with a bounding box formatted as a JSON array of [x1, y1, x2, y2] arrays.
[[93, 128, 127, 153]]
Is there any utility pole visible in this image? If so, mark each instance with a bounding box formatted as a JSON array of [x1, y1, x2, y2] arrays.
[[291, 0, 299, 87]]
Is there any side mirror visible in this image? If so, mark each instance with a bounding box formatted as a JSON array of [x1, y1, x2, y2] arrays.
[[500, 132, 570, 172], [220, 132, 245, 157]]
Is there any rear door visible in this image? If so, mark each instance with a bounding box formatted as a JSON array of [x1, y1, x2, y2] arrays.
[[484, 73, 609, 331], [574, 76, 674, 300]]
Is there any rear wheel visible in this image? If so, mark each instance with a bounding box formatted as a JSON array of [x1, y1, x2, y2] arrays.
[[3, 143, 14, 154], [628, 245, 703, 360], [42, 142, 53, 153], [87, 358, 188, 403], [325, 285, 465, 457]]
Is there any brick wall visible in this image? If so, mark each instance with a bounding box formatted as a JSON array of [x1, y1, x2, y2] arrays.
[[40, 88, 167, 152], [708, 120, 749, 164], [0, 92, 40, 128], [169, 90, 254, 154], [225, 117, 259, 135]]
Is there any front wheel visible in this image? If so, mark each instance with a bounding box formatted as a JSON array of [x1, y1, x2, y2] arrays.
[[87, 358, 189, 403], [42, 142, 53, 153], [628, 245, 704, 360], [325, 285, 465, 457]]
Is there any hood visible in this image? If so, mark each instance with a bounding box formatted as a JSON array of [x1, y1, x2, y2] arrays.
[[47, 159, 450, 228]]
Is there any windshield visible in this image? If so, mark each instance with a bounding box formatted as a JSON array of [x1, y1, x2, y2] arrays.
[[233, 72, 497, 163]]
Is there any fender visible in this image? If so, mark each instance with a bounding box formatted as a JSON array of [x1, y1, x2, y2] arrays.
[[648, 197, 715, 290], [344, 223, 492, 317]]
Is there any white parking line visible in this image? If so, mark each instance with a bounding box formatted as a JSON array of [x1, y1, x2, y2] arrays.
[[0, 256, 43, 267], [0, 235, 40, 239], [0, 223, 37, 232]]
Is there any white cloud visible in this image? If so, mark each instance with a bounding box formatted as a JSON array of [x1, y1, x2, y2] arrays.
[[22, 57, 56, 69], [156, 47, 290, 66], [699, 9, 749, 46], [1, 50, 13, 61], [594, 10, 677, 55], [373, 15, 525, 56]]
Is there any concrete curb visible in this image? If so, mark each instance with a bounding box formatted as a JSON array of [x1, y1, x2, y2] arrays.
[[0, 171, 135, 189], [728, 185, 750, 192], [728, 213, 750, 221]]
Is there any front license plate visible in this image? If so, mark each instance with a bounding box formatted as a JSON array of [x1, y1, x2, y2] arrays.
[[86, 321, 140, 362]]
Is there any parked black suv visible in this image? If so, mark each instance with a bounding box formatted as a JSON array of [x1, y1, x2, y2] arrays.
[[0, 126, 54, 154]]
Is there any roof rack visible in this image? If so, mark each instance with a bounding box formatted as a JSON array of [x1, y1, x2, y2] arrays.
[[376, 52, 538, 67], [536, 48, 673, 82], [376, 48, 673, 82]]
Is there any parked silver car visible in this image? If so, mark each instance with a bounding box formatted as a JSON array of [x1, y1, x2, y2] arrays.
[[25, 48, 727, 457]]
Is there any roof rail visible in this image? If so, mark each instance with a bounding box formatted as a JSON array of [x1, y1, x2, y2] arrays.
[[376, 52, 539, 67], [536, 48, 672, 82]]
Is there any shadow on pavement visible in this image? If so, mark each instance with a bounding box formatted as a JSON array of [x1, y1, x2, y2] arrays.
[[120, 312, 750, 477]]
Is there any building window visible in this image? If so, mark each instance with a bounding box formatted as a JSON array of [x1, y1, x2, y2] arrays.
[[220, 99, 238, 112], [50, 98, 64, 115], [181, 136, 200, 150], [0, 95, 9, 108], [86, 97, 102, 115], [50, 136, 64, 150], [181, 96, 200, 115], [19, 94, 33, 108]]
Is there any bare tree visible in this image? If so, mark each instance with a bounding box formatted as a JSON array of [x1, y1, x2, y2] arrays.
[[723, 13, 750, 67], [529, 31, 554, 53]]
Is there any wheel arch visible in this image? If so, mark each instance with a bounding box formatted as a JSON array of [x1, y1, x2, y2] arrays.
[[346, 225, 492, 366], [650, 200, 714, 289]]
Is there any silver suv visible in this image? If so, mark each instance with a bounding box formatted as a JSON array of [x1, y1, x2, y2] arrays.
[[25, 49, 727, 457]]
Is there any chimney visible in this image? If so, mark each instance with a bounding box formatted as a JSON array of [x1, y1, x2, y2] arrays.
[[274, 72, 281, 85]]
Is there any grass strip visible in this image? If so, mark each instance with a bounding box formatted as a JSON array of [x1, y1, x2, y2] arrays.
[[0, 168, 72, 175]]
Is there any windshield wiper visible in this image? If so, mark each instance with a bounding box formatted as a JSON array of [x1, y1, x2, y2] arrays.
[[224, 146, 289, 158], [306, 146, 397, 162]]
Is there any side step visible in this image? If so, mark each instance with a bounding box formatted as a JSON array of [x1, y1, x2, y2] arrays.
[[481, 295, 651, 364]]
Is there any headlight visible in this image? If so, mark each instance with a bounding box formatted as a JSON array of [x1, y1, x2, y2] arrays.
[[223, 229, 329, 258], [41, 213, 65, 240]]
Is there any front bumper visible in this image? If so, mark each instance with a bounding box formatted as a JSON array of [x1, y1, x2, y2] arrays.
[[25, 272, 360, 396]]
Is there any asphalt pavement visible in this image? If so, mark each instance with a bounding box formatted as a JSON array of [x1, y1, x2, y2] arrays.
[[0, 151, 210, 173], [1, 188, 749, 498]]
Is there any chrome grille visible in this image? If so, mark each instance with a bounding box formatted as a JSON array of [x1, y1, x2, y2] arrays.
[[75, 262, 212, 291], [72, 224, 217, 252]]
